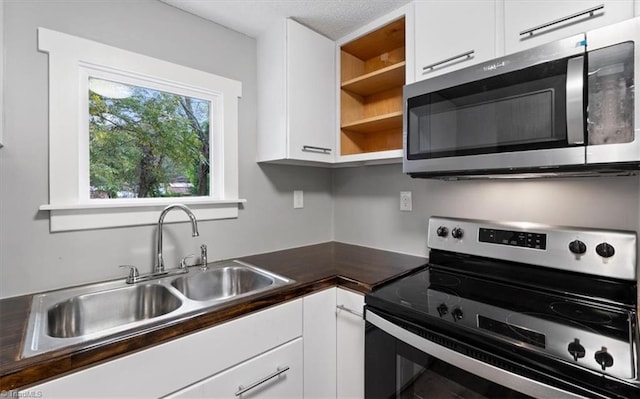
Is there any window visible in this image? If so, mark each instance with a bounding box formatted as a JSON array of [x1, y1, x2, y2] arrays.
[[38, 28, 244, 232], [86, 75, 213, 200], [0, 2, 4, 149]]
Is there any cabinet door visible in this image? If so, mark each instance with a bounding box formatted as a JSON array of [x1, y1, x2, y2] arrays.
[[166, 338, 303, 399], [336, 288, 365, 399], [257, 19, 335, 164], [303, 287, 337, 398], [504, 0, 634, 54], [287, 19, 336, 162], [415, 0, 496, 81]]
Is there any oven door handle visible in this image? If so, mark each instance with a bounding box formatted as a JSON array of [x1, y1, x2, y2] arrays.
[[365, 310, 598, 399]]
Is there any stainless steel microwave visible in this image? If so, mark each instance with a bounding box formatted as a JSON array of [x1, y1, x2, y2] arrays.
[[403, 17, 640, 179]]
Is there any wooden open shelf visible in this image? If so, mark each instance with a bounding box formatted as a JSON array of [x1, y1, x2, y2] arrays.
[[341, 111, 402, 134], [340, 17, 405, 156], [341, 128, 403, 155], [341, 61, 406, 97]]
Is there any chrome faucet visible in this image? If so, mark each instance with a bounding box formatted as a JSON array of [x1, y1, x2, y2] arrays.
[[155, 204, 199, 273], [120, 204, 201, 284]]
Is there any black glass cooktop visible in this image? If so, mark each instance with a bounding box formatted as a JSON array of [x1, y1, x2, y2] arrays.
[[366, 261, 633, 341]]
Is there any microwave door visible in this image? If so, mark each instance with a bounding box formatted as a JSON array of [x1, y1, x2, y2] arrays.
[[403, 56, 587, 175], [403, 34, 589, 177], [585, 21, 639, 166]]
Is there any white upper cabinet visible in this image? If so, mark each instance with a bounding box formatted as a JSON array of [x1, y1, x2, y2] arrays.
[[504, 0, 634, 54], [414, 0, 497, 81], [257, 19, 336, 165]]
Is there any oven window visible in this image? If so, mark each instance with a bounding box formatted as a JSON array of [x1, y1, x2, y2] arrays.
[[395, 340, 531, 399], [407, 58, 574, 160], [366, 322, 532, 399]]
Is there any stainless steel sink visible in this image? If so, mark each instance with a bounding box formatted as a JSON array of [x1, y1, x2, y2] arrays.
[[22, 260, 293, 358], [171, 264, 287, 301], [47, 284, 182, 338]]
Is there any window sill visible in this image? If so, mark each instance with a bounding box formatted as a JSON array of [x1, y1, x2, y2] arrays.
[[39, 199, 246, 232]]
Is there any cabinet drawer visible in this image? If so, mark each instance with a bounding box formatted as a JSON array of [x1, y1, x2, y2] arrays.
[[166, 338, 303, 399]]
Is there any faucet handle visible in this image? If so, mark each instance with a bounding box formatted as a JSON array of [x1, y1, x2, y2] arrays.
[[200, 244, 208, 271], [119, 265, 139, 284], [180, 254, 196, 269]]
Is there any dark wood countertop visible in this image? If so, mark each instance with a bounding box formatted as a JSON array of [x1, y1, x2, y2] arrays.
[[0, 241, 427, 390]]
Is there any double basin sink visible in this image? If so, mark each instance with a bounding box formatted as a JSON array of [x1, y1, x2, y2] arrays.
[[23, 261, 293, 358]]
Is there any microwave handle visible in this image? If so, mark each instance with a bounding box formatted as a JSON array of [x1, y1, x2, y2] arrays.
[[566, 56, 585, 145]]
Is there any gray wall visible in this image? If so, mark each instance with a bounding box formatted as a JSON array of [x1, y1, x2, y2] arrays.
[[333, 164, 640, 257], [0, 0, 333, 298], [2, 1, 640, 298]]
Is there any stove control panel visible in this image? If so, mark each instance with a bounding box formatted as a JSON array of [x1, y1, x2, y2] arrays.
[[479, 227, 547, 250], [427, 289, 634, 380], [428, 217, 637, 281]]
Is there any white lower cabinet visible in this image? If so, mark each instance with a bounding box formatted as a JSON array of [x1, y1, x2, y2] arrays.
[[165, 338, 303, 399], [25, 288, 366, 399], [302, 287, 365, 399], [27, 299, 302, 398], [336, 288, 365, 399], [303, 288, 337, 399]]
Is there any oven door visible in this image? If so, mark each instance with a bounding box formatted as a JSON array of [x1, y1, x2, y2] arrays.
[[365, 309, 601, 399], [403, 34, 587, 177]]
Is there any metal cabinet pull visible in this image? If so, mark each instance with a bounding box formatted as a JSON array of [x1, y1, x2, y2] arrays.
[[520, 4, 604, 36], [422, 50, 474, 72], [336, 304, 363, 319], [302, 145, 332, 154], [235, 366, 290, 397]]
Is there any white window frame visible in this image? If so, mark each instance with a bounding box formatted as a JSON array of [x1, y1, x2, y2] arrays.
[[38, 28, 244, 232], [0, 2, 4, 149]]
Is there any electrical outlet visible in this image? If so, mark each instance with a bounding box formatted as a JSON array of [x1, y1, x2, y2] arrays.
[[400, 191, 412, 211], [294, 190, 304, 209]]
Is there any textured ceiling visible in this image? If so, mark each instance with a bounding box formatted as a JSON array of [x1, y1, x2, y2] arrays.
[[161, 0, 412, 40]]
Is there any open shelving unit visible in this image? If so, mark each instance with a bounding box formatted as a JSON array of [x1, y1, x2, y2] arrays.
[[339, 17, 405, 156]]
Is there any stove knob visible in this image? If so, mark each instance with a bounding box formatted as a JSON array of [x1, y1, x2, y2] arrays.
[[595, 243, 615, 258], [437, 304, 448, 317], [567, 339, 585, 361], [452, 308, 463, 322], [568, 240, 587, 255], [594, 347, 614, 371], [436, 226, 449, 238], [452, 227, 464, 239]]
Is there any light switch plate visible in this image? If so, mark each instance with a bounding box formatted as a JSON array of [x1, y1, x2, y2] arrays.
[[400, 191, 412, 211], [294, 190, 304, 209]]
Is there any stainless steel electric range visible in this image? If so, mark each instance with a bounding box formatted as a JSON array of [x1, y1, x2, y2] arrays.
[[365, 217, 638, 398]]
